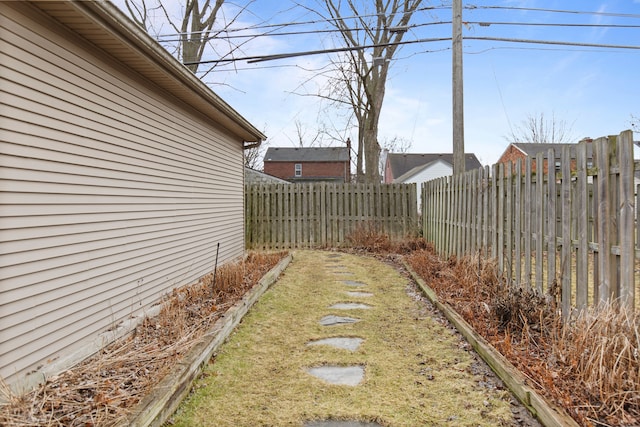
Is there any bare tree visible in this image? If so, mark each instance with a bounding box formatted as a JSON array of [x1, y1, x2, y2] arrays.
[[244, 143, 265, 170], [506, 112, 576, 144], [379, 135, 412, 177], [301, 0, 423, 183], [631, 114, 640, 134], [123, 0, 251, 74], [289, 119, 325, 147]]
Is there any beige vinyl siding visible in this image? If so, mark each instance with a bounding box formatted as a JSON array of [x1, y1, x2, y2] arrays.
[[0, 3, 246, 385]]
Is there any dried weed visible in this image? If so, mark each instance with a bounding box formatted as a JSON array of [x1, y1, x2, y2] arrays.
[[405, 247, 639, 427], [0, 252, 286, 427]]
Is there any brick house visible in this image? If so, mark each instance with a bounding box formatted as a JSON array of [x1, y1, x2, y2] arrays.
[[497, 140, 593, 174], [263, 147, 351, 182]]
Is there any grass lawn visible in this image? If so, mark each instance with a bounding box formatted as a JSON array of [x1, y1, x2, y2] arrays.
[[170, 250, 521, 426]]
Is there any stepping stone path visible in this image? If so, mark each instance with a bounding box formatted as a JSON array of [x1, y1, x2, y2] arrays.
[[303, 255, 377, 425]]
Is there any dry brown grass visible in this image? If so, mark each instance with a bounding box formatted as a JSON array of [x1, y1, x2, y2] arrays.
[[0, 252, 286, 427], [405, 247, 640, 427], [172, 250, 518, 427], [344, 221, 429, 254]]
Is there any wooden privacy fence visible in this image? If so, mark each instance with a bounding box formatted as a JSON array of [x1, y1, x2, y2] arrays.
[[245, 183, 418, 249], [422, 130, 637, 316]]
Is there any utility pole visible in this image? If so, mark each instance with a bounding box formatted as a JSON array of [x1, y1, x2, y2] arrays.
[[452, 0, 465, 175]]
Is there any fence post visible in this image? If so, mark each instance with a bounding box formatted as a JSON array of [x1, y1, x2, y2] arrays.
[[560, 145, 572, 319], [547, 148, 557, 297], [514, 160, 522, 287], [535, 151, 545, 293], [575, 142, 588, 311], [594, 136, 611, 303], [618, 130, 635, 310], [491, 164, 498, 261], [524, 157, 532, 288]]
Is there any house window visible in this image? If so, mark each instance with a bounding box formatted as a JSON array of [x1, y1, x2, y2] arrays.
[[294, 163, 302, 177]]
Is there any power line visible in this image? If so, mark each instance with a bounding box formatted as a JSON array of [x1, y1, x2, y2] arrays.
[[156, 20, 640, 43], [185, 37, 451, 66], [466, 21, 640, 30], [185, 34, 640, 67], [466, 5, 640, 19], [155, 4, 451, 39], [156, 21, 450, 43], [153, 4, 640, 40], [465, 36, 640, 51]]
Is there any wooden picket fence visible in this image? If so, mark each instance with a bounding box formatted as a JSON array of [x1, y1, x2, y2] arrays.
[[422, 130, 637, 315], [245, 183, 418, 249]]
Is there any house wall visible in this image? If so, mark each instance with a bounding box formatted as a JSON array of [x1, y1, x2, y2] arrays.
[[0, 3, 245, 387], [497, 145, 530, 171], [396, 161, 452, 210], [264, 161, 348, 182], [497, 144, 580, 175], [384, 160, 394, 184]]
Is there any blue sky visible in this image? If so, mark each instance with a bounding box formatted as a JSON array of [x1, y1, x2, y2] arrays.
[[113, 0, 640, 166]]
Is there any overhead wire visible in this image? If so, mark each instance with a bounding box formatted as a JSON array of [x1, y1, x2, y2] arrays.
[[172, 3, 640, 68], [156, 20, 640, 43], [185, 35, 640, 66], [466, 5, 640, 19], [154, 4, 640, 41], [155, 4, 451, 39]]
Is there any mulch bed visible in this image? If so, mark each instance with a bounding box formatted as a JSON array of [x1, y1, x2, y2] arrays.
[[0, 252, 286, 427], [404, 246, 639, 427]]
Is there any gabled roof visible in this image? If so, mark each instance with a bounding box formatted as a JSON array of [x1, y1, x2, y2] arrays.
[[29, 0, 265, 144], [393, 159, 450, 182], [387, 153, 482, 179], [264, 147, 350, 163]]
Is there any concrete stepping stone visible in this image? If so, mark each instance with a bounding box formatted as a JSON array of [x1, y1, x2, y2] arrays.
[[333, 271, 354, 276], [329, 302, 372, 310], [305, 421, 383, 427], [306, 337, 363, 351], [345, 291, 373, 298], [341, 280, 367, 287], [306, 365, 364, 386], [319, 315, 360, 326]]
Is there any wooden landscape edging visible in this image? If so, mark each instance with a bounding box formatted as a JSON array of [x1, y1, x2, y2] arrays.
[[123, 253, 293, 427], [403, 261, 580, 427]]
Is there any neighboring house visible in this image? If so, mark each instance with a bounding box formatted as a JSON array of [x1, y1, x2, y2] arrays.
[[384, 153, 482, 183], [0, 1, 264, 391], [263, 147, 351, 183], [244, 167, 289, 184], [497, 140, 594, 174], [385, 153, 482, 211]]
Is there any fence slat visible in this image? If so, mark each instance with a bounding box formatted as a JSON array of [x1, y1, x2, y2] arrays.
[[524, 157, 532, 288], [618, 130, 635, 309], [514, 160, 522, 287], [546, 149, 557, 296], [245, 183, 419, 249], [561, 145, 572, 319], [576, 142, 588, 310]]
